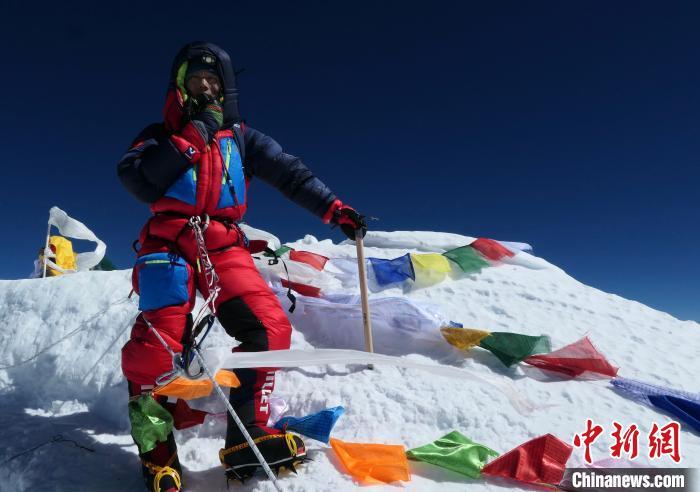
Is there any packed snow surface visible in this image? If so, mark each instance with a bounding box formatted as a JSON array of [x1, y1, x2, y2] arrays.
[[1, 230, 698, 491]]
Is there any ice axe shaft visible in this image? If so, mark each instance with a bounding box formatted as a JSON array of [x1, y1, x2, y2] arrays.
[[354, 230, 374, 365]]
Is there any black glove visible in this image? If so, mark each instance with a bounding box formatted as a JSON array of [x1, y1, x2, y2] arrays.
[[187, 94, 224, 142], [332, 204, 367, 240]]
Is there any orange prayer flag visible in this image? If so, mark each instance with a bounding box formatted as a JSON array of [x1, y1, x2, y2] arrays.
[[214, 369, 241, 388], [330, 438, 410, 485], [153, 370, 240, 400], [154, 377, 213, 400]]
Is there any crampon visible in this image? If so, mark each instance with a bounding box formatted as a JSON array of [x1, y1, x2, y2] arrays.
[[220, 433, 308, 484]]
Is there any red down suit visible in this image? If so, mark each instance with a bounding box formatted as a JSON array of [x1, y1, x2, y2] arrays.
[[117, 42, 338, 455]]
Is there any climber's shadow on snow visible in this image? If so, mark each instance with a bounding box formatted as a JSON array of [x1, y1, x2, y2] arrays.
[[1, 389, 247, 491], [0, 397, 144, 491]]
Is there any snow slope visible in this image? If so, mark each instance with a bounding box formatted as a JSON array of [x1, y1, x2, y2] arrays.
[[1, 230, 698, 492]]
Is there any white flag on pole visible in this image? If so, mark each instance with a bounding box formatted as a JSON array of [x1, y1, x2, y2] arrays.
[[47, 206, 107, 271]]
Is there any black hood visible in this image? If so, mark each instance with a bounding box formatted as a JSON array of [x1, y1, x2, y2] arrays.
[[170, 41, 241, 126]]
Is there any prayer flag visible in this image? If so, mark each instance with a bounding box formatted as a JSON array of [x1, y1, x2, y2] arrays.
[[164, 399, 208, 430], [470, 238, 514, 262], [610, 378, 700, 432], [45, 206, 107, 272], [524, 337, 618, 378], [407, 431, 499, 478], [441, 327, 491, 350], [290, 250, 329, 271], [264, 245, 292, 257], [275, 406, 345, 443], [330, 438, 410, 484], [128, 395, 174, 454], [410, 253, 452, 273], [610, 377, 700, 405], [369, 254, 415, 286], [481, 434, 572, 486], [479, 332, 551, 367], [647, 395, 700, 433], [411, 253, 452, 284], [153, 370, 240, 400], [267, 396, 289, 427], [443, 246, 490, 274], [281, 279, 322, 298]]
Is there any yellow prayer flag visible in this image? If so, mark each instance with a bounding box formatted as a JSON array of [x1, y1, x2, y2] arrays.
[[410, 253, 452, 286], [410, 253, 452, 273], [440, 327, 491, 350]]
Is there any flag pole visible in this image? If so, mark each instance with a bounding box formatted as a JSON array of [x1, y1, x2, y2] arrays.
[[42, 222, 51, 278], [355, 230, 374, 361]]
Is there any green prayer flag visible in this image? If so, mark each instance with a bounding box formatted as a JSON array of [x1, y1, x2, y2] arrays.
[[263, 245, 292, 257], [443, 246, 489, 274], [128, 395, 174, 454], [92, 256, 116, 271], [478, 332, 551, 367], [407, 431, 499, 479]]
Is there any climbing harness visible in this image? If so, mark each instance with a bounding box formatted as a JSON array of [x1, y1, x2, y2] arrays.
[[142, 213, 282, 490]]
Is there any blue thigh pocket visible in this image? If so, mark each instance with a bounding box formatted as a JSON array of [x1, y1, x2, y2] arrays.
[[136, 252, 190, 311]]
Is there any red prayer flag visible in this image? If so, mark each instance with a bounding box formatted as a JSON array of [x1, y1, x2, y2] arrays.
[[470, 238, 515, 261], [481, 434, 572, 486], [246, 239, 269, 254], [523, 336, 618, 378], [290, 250, 329, 271], [281, 279, 322, 298], [164, 399, 209, 430]]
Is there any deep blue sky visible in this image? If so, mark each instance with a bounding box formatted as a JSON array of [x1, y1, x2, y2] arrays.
[[1, 2, 698, 321]]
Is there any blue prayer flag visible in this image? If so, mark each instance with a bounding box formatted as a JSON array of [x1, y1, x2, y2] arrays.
[[369, 254, 415, 286], [274, 406, 345, 443], [648, 395, 700, 433], [611, 378, 700, 433], [611, 377, 700, 406]]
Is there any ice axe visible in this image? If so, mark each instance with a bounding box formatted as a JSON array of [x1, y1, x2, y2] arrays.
[[354, 229, 375, 368]]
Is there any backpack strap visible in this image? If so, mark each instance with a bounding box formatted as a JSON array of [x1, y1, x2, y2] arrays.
[[231, 122, 247, 174]]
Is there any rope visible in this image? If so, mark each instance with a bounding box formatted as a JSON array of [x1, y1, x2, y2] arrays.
[[0, 434, 95, 466], [79, 315, 135, 383], [193, 347, 282, 491], [190, 215, 220, 325], [142, 315, 183, 387], [0, 297, 134, 370]]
